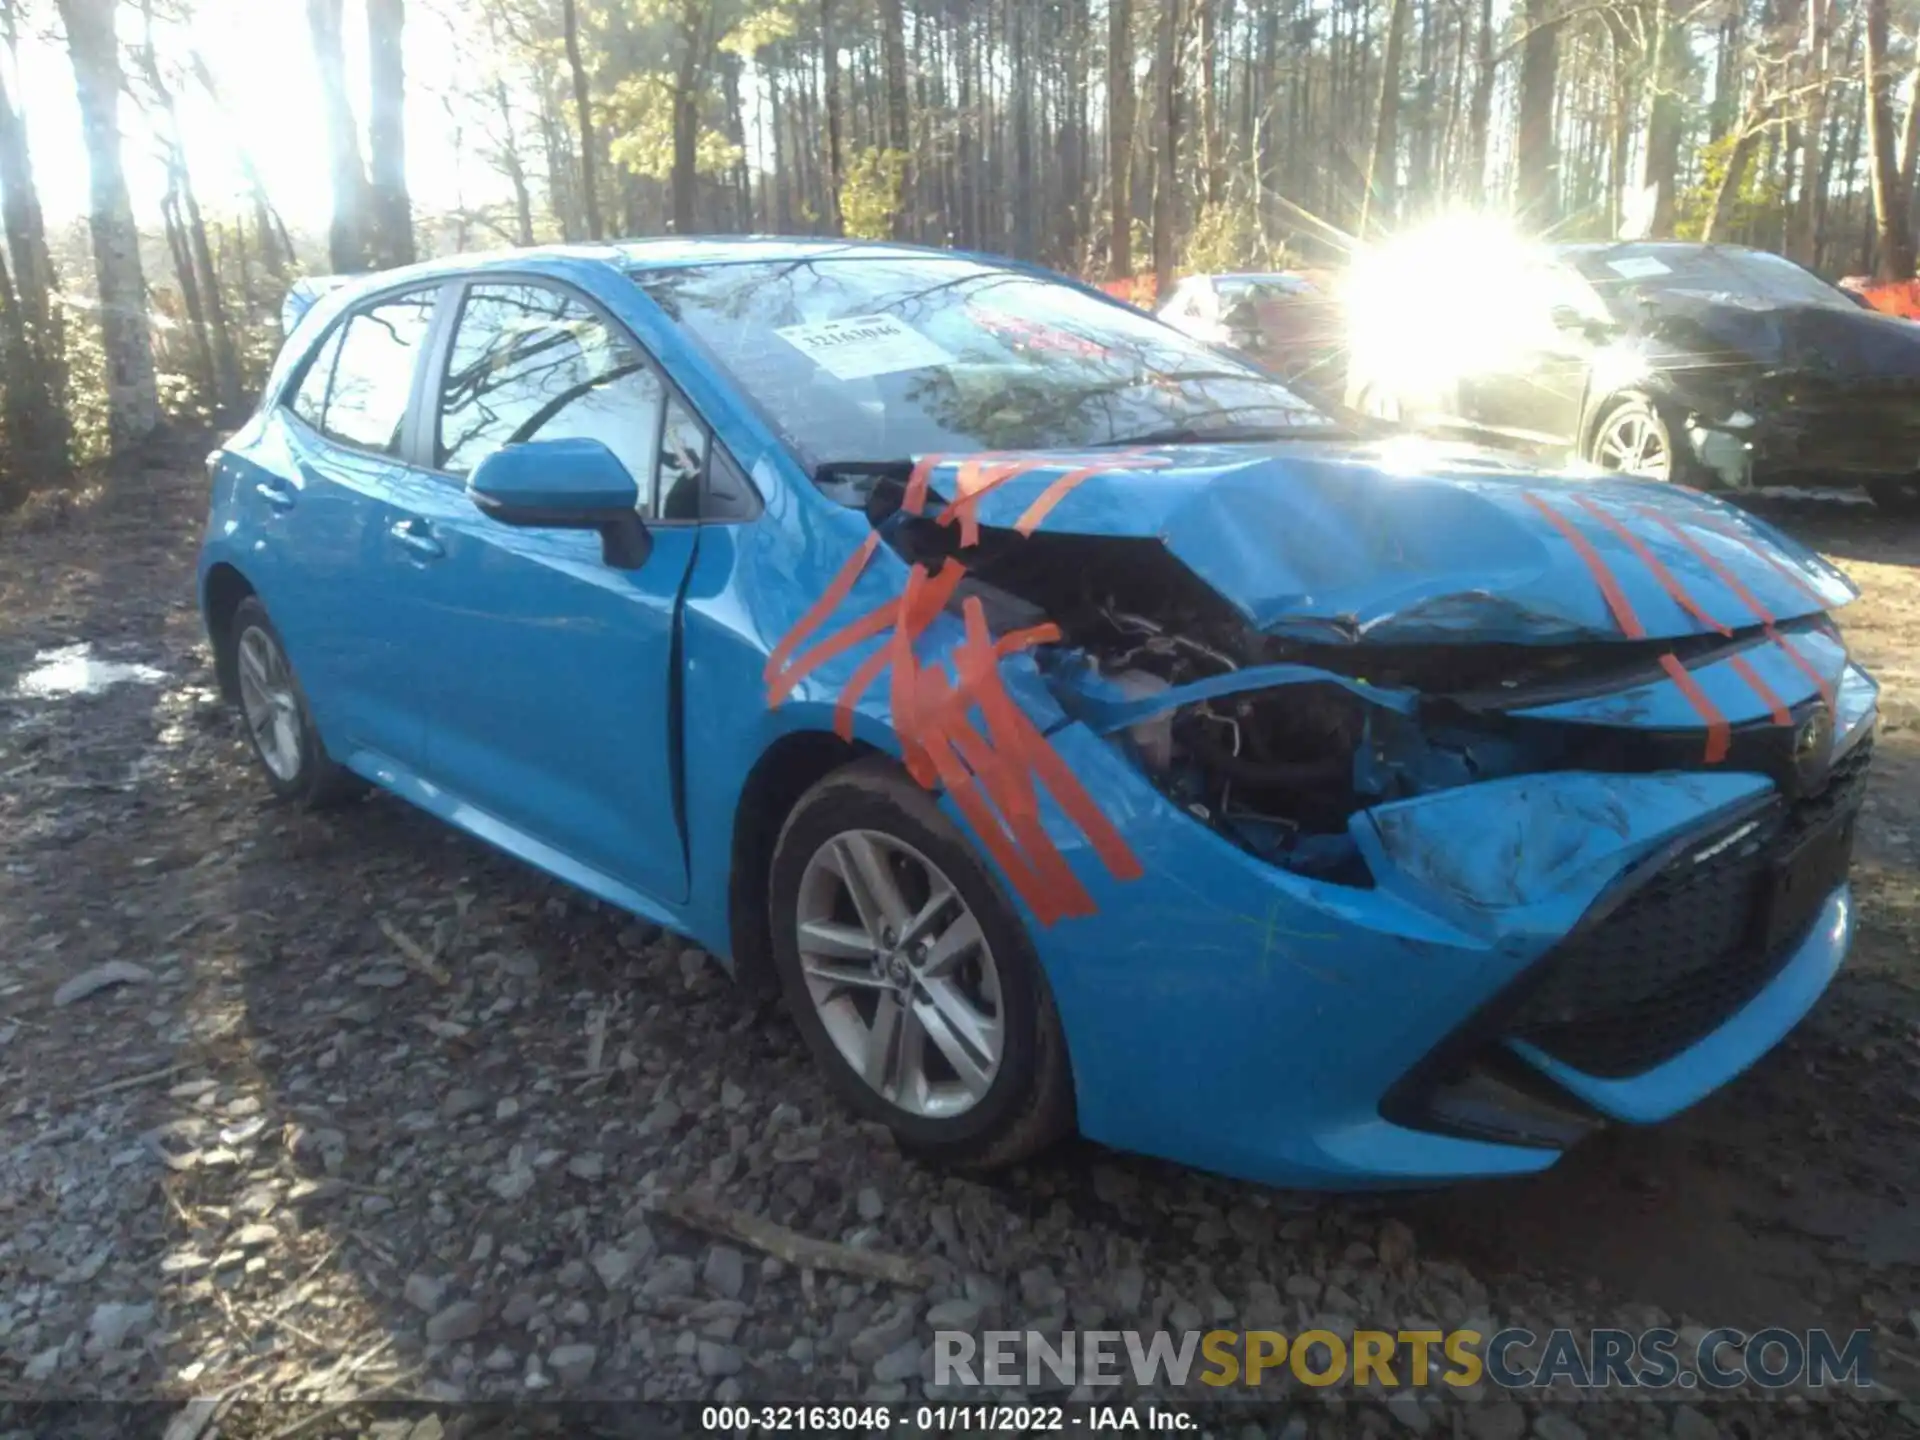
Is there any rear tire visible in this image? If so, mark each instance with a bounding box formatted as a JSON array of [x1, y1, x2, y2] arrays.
[[768, 757, 1075, 1170], [227, 597, 366, 809]]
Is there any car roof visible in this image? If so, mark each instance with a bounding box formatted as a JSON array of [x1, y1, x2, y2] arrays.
[[1554, 240, 1764, 260], [308, 235, 1018, 306]]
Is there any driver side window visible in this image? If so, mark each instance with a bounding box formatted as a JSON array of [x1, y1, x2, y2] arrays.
[[437, 282, 666, 514]]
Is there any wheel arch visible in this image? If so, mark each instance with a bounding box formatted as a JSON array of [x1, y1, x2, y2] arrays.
[[726, 728, 879, 995], [202, 562, 257, 703]]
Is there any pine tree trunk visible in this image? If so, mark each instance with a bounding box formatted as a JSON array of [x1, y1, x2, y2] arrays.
[[183, 181, 241, 413], [1151, 0, 1181, 296], [0, 61, 65, 474], [138, 0, 241, 413], [1515, 0, 1559, 224], [1787, 0, 1830, 266], [822, 0, 846, 233], [1639, 0, 1683, 236], [58, 0, 159, 453], [1463, 0, 1493, 198], [162, 188, 215, 403], [1865, 0, 1914, 280], [1362, 0, 1410, 234], [722, 52, 751, 231], [493, 79, 536, 246], [879, 0, 911, 237], [1108, 0, 1134, 279], [367, 0, 414, 267], [562, 0, 603, 240], [1702, 99, 1769, 243], [0, 246, 36, 509], [307, 0, 372, 270], [1199, 0, 1222, 208], [670, 1, 702, 233]]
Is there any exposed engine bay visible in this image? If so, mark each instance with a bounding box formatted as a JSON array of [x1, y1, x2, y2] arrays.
[[865, 475, 1830, 887]]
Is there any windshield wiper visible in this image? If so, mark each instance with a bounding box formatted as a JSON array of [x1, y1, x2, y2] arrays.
[[1095, 420, 1339, 447]]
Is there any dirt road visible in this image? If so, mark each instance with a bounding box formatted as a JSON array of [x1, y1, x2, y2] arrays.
[[1, 451, 1915, 1437]]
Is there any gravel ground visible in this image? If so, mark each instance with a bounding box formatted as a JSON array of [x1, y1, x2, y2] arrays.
[[1, 448, 1917, 1438]]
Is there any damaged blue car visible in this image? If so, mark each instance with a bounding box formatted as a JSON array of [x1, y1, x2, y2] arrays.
[[199, 239, 1875, 1188]]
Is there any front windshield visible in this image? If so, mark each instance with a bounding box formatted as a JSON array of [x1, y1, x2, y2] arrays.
[[632, 255, 1333, 474], [1572, 246, 1852, 311]]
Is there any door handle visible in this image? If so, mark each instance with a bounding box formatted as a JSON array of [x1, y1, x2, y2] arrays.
[[255, 480, 296, 511], [389, 520, 444, 561]]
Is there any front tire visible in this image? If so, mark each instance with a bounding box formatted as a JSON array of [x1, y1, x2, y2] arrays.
[[1585, 394, 1698, 485], [768, 758, 1074, 1169], [227, 597, 365, 808]]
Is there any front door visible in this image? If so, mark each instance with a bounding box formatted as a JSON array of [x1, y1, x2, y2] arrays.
[[1454, 260, 1600, 458], [400, 279, 699, 906]]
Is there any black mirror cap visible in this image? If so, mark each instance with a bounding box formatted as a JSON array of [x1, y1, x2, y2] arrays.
[[470, 493, 652, 570], [599, 512, 652, 569]]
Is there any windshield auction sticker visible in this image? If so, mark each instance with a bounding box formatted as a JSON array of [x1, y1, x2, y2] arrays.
[[775, 313, 955, 380], [1605, 256, 1673, 279]]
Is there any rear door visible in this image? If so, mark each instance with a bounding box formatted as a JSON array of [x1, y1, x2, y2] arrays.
[[263, 284, 447, 771], [398, 277, 701, 905]]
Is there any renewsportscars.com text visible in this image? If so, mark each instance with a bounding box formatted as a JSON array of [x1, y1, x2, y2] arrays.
[[932, 1327, 1875, 1391]]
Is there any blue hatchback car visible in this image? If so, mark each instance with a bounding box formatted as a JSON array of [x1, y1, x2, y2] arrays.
[[200, 238, 1876, 1188]]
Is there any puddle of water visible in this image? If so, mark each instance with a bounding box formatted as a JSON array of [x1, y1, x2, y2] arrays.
[[11, 643, 167, 699]]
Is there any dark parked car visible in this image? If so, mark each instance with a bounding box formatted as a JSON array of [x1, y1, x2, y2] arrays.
[[1348, 239, 1920, 509]]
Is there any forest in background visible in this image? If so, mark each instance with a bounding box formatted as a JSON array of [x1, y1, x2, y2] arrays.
[[5, 0, 1920, 511]]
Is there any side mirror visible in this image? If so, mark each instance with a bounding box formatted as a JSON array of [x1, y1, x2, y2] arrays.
[[1550, 304, 1616, 342], [468, 437, 652, 569]]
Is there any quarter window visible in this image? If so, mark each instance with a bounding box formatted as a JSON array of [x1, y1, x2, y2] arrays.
[[312, 290, 437, 453], [658, 397, 708, 521], [437, 283, 665, 512], [290, 325, 344, 429]]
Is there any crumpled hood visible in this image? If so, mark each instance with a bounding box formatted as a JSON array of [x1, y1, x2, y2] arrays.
[[925, 441, 1856, 645], [1640, 293, 1920, 382]]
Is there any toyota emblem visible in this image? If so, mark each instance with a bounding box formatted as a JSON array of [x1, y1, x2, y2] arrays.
[[1793, 708, 1834, 794]]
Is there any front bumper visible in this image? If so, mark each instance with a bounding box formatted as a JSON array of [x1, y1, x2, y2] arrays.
[[1688, 384, 1920, 487], [956, 714, 1867, 1189]]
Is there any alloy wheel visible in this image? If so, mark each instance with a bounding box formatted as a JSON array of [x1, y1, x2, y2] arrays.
[[236, 625, 304, 783], [794, 829, 1004, 1119], [1593, 407, 1672, 480]]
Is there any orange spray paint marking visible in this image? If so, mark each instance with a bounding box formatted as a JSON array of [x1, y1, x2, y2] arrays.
[[1572, 494, 1799, 730], [1694, 512, 1831, 609], [1633, 505, 1837, 714], [900, 452, 956, 517], [832, 559, 968, 743], [1013, 449, 1169, 536], [1528, 492, 1727, 760], [764, 450, 1166, 924], [1524, 492, 1646, 638], [1729, 654, 1793, 728], [1572, 495, 1730, 636], [763, 532, 880, 705], [1659, 654, 1731, 764], [937, 456, 1059, 547]]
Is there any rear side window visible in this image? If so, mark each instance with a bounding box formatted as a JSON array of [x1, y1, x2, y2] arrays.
[[437, 283, 665, 510], [302, 290, 437, 453]]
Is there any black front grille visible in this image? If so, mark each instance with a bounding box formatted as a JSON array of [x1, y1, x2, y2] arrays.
[[1509, 739, 1871, 1078]]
